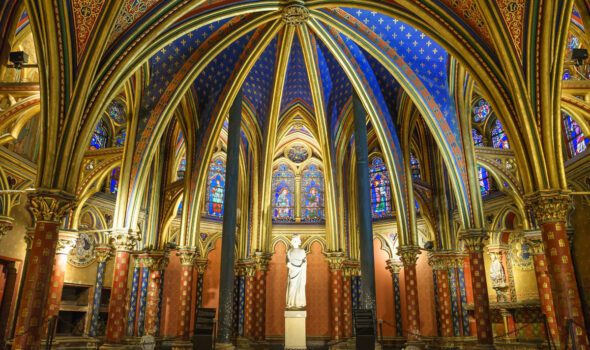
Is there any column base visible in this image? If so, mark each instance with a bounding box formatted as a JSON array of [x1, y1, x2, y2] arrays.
[[235, 337, 252, 349], [169, 340, 193, 349], [215, 342, 235, 349], [404, 340, 426, 349], [100, 344, 129, 349], [473, 344, 495, 350]]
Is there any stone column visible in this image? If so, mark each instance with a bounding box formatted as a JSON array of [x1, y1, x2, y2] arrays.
[[13, 191, 75, 350], [326, 254, 345, 340], [352, 93, 377, 312], [126, 259, 141, 337], [44, 231, 76, 334], [341, 262, 356, 338], [386, 260, 403, 338], [428, 253, 453, 338], [525, 230, 560, 345], [104, 231, 139, 345], [89, 245, 112, 337], [460, 229, 494, 348], [177, 248, 198, 340], [249, 253, 270, 341], [398, 246, 421, 341], [195, 258, 207, 308], [242, 262, 256, 340], [527, 191, 589, 348], [217, 91, 243, 345], [139, 251, 169, 337]]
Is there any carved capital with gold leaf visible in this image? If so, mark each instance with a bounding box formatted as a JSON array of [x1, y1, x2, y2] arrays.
[[138, 251, 169, 271], [428, 251, 451, 271], [460, 229, 489, 253], [27, 190, 76, 223], [0, 216, 13, 241], [94, 244, 113, 263], [325, 251, 345, 272], [55, 230, 78, 255], [525, 190, 571, 225], [281, 0, 309, 26], [177, 247, 198, 267], [253, 251, 272, 272], [236, 259, 256, 277], [397, 245, 421, 267], [523, 230, 545, 255], [386, 259, 402, 275], [111, 229, 140, 252], [342, 260, 360, 277], [194, 257, 208, 274]]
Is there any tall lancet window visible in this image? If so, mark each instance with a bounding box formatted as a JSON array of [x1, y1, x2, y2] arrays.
[[272, 164, 295, 223], [301, 164, 324, 223], [90, 119, 109, 150], [369, 157, 393, 219], [205, 157, 226, 218]]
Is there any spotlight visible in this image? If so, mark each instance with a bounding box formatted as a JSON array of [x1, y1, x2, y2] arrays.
[[9, 51, 29, 69], [572, 48, 588, 66]]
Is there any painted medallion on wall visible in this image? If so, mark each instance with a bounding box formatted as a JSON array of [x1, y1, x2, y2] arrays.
[[509, 233, 533, 270], [286, 143, 310, 164], [68, 233, 96, 267]]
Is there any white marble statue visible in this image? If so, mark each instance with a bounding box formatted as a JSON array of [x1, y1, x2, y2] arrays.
[[490, 253, 507, 288], [286, 235, 307, 309]]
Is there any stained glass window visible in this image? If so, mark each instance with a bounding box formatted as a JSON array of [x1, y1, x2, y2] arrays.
[[272, 164, 295, 222], [110, 167, 120, 194], [562, 112, 589, 157], [301, 164, 324, 223], [478, 166, 491, 197], [108, 100, 126, 124], [115, 128, 126, 147], [473, 99, 491, 123], [472, 129, 484, 146], [177, 156, 186, 179], [369, 157, 393, 219], [205, 158, 225, 218], [90, 119, 108, 150], [410, 153, 421, 180], [491, 120, 510, 149]]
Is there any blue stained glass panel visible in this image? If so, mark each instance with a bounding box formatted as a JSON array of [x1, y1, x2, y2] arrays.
[[110, 167, 120, 194], [491, 120, 510, 149], [473, 99, 490, 123], [472, 129, 484, 146], [563, 112, 589, 157], [273, 164, 295, 222], [115, 128, 126, 147], [206, 158, 226, 218], [90, 119, 108, 150], [108, 100, 126, 124], [301, 164, 324, 223], [369, 157, 393, 219], [478, 166, 490, 197], [410, 153, 421, 180]]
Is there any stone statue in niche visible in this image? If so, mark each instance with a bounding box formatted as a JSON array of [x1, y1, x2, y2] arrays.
[[490, 253, 507, 288], [286, 235, 307, 309]]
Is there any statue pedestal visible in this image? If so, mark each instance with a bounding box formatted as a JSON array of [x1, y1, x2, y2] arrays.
[[285, 310, 307, 350]]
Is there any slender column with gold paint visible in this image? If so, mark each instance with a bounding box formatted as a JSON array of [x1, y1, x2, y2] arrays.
[[140, 251, 168, 337], [386, 260, 403, 338], [251, 254, 270, 341], [460, 229, 494, 348], [326, 253, 345, 340], [428, 252, 453, 338], [13, 191, 75, 350], [398, 246, 421, 341], [528, 191, 589, 348], [176, 248, 198, 340]]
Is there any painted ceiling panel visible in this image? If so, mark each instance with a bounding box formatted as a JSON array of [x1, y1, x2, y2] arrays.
[[244, 36, 277, 127], [280, 33, 314, 116]]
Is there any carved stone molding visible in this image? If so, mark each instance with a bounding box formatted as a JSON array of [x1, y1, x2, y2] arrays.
[[0, 216, 13, 241], [236, 259, 256, 277], [194, 257, 209, 274], [525, 190, 571, 225], [177, 248, 198, 267], [427, 252, 450, 271], [94, 244, 113, 263], [27, 190, 76, 223], [397, 245, 421, 266], [342, 260, 360, 277], [460, 229, 489, 253], [253, 251, 272, 271], [281, 0, 309, 26]]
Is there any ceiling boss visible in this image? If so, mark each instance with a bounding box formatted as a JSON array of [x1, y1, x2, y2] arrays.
[[281, 0, 310, 26]]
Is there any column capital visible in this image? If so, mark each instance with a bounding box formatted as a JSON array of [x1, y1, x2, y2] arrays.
[[236, 259, 256, 276], [342, 260, 360, 277], [460, 229, 489, 253], [55, 230, 78, 255], [324, 251, 345, 271], [94, 244, 113, 263], [386, 259, 402, 274], [486, 244, 509, 254], [0, 216, 13, 241], [27, 189, 76, 223], [397, 245, 421, 266], [111, 229, 140, 252], [427, 251, 450, 271], [525, 190, 571, 225], [194, 257, 208, 274], [138, 251, 169, 271], [523, 229, 545, 255], [177, 248, 198, 266]]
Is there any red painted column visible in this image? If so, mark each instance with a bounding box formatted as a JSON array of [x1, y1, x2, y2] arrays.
[[45, 232, 76, 332], [398, 246, 421, 342], [105, 232, 139, 344], [327, 255, 344, 340], [528, 192, 590, 348], [176, 249, 197, 340], [252, 254, 270, 341], [13, 191, 75, 350], [460, 229, 494, 348], [243, 267, 256, 339], [428, 253, 453, 338], [341, 264, 355, 339], [141, 252, 168, 336], [526, 231, 560, 344]]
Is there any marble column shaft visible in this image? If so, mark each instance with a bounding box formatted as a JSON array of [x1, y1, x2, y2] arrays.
[[13, 192, 75, 350]]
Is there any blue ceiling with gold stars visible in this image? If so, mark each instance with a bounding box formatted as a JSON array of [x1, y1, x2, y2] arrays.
[[280, 34, 314, 116]]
